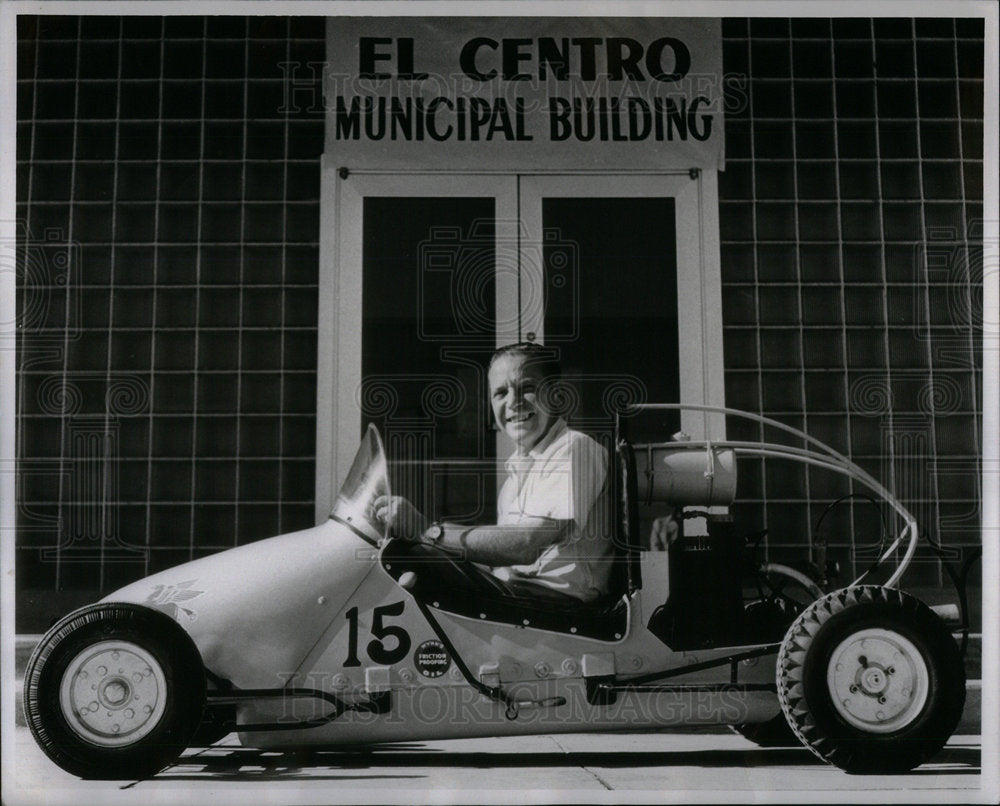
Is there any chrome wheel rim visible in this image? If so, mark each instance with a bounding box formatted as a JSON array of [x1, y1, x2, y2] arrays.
[[59, 640, 167, 747], [826, 627, 929, 734]]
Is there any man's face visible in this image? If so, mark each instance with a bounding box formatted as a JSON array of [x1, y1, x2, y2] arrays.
[[488, 353, 555, 452]]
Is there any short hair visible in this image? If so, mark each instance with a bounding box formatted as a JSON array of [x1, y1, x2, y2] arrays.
[[488, 342, 562, 381]]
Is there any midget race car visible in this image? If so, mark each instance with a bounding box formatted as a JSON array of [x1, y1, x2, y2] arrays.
[[23, 404, 970, 779]]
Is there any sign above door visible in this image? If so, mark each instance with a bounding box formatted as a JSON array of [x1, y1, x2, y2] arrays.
[[324, 17, 725, 171]]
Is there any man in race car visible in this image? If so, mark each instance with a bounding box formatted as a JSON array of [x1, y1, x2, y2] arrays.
[[375, 342, 612, 602]]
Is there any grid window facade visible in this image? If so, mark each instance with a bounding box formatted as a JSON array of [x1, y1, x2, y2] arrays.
[[719, 18, 984, 588], [16, 16, 326, 628], [15, 15, 985, 628]]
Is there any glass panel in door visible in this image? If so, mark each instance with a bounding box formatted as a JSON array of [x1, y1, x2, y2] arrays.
[[541, 196, 680, 444], [360, 196, 501, 524]]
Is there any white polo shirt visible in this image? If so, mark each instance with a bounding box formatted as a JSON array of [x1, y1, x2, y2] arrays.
[[494, 419, 612, 601]]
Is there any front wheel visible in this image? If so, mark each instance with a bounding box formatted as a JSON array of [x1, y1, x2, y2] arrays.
[[23, 603, 205, 780], [777, 586, 965, 774]]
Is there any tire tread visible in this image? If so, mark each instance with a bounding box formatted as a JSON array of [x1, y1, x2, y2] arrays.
[[22, 602, 205, 780], [776, 585, 965, 774]]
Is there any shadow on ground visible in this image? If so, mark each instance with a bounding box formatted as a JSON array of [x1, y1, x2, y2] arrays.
[[152, 740, 981, 783]]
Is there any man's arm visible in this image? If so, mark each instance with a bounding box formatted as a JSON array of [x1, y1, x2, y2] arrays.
[[374, 494, 570, 565], [434, 518, 571, 566]]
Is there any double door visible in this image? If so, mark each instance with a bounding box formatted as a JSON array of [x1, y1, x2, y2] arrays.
[[317, 171, 723, 521]]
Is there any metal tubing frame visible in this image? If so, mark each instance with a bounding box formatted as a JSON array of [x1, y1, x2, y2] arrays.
[[603, 683, 777, 693], [208, 686, 389, 733], [617, 643, 782, 688], [412, 597, 513, 707], [626, 403, 920, 588]]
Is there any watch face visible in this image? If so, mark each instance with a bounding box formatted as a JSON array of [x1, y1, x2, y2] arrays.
[[427, 524, 443, 540]]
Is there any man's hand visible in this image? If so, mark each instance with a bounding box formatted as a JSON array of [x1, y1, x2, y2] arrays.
[[373, 495, 429, 541], [649, 512, 679, 552]]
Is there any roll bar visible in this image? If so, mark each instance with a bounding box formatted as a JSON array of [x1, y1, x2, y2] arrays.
[[622, 403, 919, 588]]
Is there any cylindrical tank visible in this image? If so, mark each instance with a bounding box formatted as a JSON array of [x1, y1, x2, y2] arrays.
[[634, 444, 737, 506]]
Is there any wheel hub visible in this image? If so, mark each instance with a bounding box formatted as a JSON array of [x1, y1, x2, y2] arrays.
[[827, 628, 929, 734], [59, 641, 167, 747], [857, 665, 888, 696]]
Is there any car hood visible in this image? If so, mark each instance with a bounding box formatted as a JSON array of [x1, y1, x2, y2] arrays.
[[102, 518, 377, 688]]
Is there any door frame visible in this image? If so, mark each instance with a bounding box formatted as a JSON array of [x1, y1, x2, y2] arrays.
[[316, 166, 518, 519], [316, 162, 724, 522]]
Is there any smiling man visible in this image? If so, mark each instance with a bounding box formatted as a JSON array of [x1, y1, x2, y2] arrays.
[[376, 342, 612, 602]]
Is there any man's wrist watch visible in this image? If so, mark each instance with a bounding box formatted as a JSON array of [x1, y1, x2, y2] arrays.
[[423, 522, 444, 544]]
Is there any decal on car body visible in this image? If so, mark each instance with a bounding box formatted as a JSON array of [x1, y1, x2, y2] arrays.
[[344, 601, 412, 666], [414, 640, 451, 678], [144, 580, 204, 621]]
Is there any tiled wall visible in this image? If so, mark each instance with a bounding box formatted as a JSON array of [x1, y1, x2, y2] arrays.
[[16, 16, 326, 626], [718, 18, 984, 587], [15, 16, 984, 627]]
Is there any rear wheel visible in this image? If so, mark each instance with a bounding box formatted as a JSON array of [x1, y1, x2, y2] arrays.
[[733, 563, 822, 747], [23, 603, 205, 780], [776, 586, 965, 773]]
